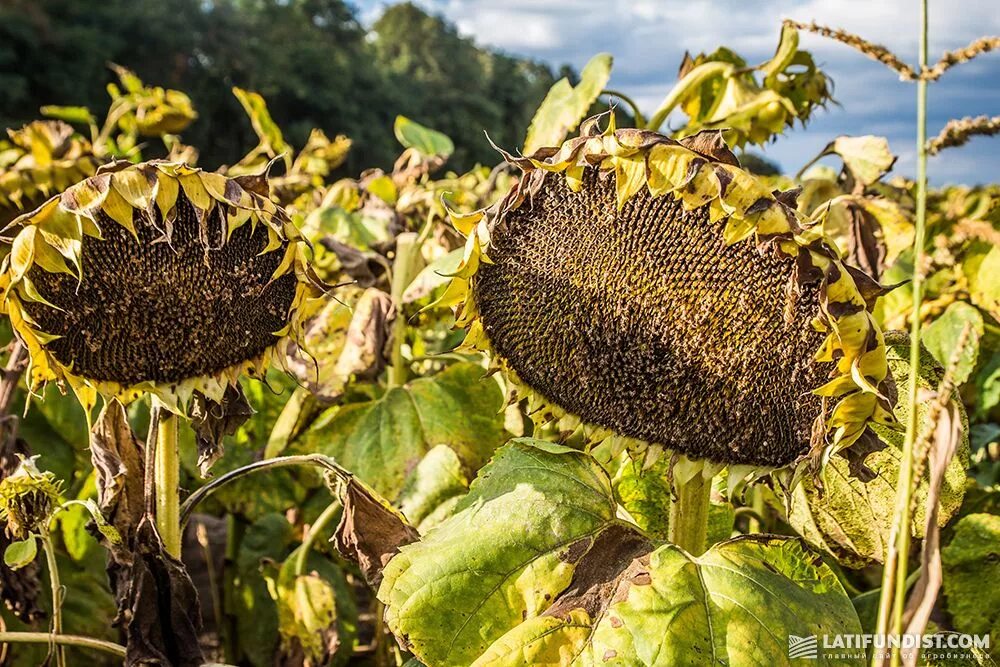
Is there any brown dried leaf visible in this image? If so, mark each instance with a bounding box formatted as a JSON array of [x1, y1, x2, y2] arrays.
[[333, 478, 418, 588], [902, 399, 963, 666], [189, 385, 254, 477], [90, 399, 145, 541], [111, 519, 205, 667]]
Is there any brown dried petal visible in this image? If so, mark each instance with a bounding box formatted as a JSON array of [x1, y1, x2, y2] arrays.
[[189, 384, 254, 478]]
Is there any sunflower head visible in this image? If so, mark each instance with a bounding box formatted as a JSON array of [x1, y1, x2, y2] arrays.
[[443, 114, 898, 484], [0, 160, 326, 413], [0, 456, 61, 539]]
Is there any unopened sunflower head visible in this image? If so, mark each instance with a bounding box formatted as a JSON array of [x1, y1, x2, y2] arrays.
[[0, 160, 327, 414], [442, 113, 899, 487], [0, 456, 61, 539]]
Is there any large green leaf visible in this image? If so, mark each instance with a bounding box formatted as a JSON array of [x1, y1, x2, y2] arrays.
[[295, 362, 507, 499], [376, 439, 860, 667], [785, 333, 969, 567], [942, 513, 1000, 660], [379, 439, 619, 666], [475, 537, 862, 667], [397, 444, 469, 532], [523, 53, 612, 154]]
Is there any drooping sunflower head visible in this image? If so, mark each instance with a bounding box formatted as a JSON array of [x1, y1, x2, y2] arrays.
[[444, 114, 898, 484], [0, 456, 61, 540], [0, 160, 326, 413]]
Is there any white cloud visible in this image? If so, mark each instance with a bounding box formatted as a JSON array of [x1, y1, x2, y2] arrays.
[[357, 0, 1000, 184]]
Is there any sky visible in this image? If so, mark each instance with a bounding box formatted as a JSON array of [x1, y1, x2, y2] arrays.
[[355, 0, 1000, 185]]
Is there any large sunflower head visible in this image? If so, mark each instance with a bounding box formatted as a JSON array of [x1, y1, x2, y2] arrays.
[[444, 114, 898, 484], [0, 160, 326, 414]]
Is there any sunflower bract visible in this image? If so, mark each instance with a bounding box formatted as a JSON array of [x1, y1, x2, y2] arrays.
[[0, 160, 325, 412], [477, 169, 827, 466], [445, 115, 899, 478], [24, 192, 297, 385]]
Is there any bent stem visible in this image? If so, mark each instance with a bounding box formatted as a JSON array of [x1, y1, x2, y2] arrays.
[[153, 398, 181, 558], [646, 61, 733, 132], [293, 500, 343, 576], [0, 632, 126, 659], [40, 531, 65, 667], [668, 472, 710, 556], [180, 454, 351, 528]]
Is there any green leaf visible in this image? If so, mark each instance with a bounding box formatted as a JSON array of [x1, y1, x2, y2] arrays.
[[378, 439, 619, 666], [272, 558, 342, 664], [394, 116, 454, 158], [236, 514, 294, 666], [295, 362, 508, 499], [924, 302, 984, 385], [785, 332, 969, 567], [40, 105, 96, 127], [475, 537, 862, 667], [942, 514, 1000, 661], [4, 537, 37, 570], [523, 53, 613, 154], [397, 445, 469, 532]]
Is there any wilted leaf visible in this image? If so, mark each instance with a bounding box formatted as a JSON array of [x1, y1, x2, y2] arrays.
[[785, 332, 969, 567], [942, 514, 1000, 660], [273, 562, 340, 665], [923, 302, 984, 386], [3, 537, 37, 570], [295, 362, 508, 498], [90, 399, 144, 541], [378, 439, 618, 666], [477, 536, 861, 667], [233, 87, 291, 166], [335, 477, 418, 588], [394, 116, 454, 158], [378, 439, 862, 667], [111, 520, 205, 667], [189, 384, 254, 477], [524, 53, 613, 154], [822, 136, 896, 187]]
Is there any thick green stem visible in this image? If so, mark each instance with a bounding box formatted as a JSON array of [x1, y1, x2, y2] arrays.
[[387, 232, 421, 388], [0, 632, 126, 659], [293, 500, 344, 576], [668, 473, 711, 556], [154, 400, 181, 558], [646, 61, 734, 132], [40, 532, 65, 667], [874, 3, 929, 665]]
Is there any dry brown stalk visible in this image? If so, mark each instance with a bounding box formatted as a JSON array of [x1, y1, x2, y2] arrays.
[[923, 36, 1000, 81], [784, 20, 918, 80], [927, 115, 1000, 155]]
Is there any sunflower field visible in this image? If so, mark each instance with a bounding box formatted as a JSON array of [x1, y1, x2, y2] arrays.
[[0, 2, 998, 667]]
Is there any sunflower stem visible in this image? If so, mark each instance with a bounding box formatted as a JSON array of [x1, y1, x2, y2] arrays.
[[293, 499, 343, 577], [153, 400, 181, 559], [388, 232, 421, 389], [668, 472, 710, 556], [874, 2, 929, 664], [39, 530, 65, 667], [600, 89, 647, 128]]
